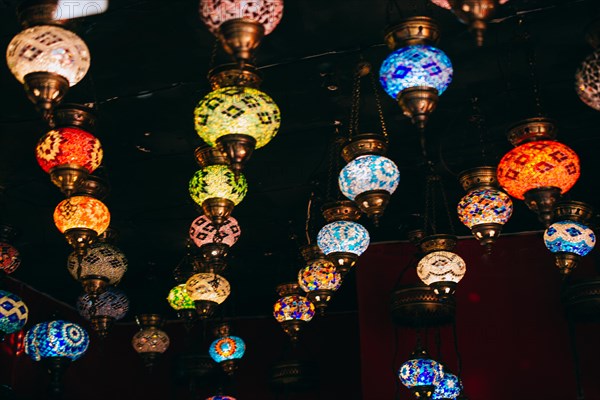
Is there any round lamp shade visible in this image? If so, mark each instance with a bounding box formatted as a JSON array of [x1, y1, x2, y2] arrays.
[[77, 287, 129, 321], [457, 188, 513, 229], [6, 25, 90, 85], [132, 327, 170, 354], [338, 155, 400, 201], [497, 140, 580, 200], [317, 220, 370, 256], [430, 0, 508, 9], [167, 284, 195, 311], [273, 295, 315, 323], [194, 86, 281, 149], [544, 221, 596, 256], [0, 290, 28, 335], [417, 251, 466, 286], [190, 215, 241, 248], [35, 127, 103, 173], [398, 357, 443, 388], [54, 196, 110, 235], [576, 49, 600, 111], [433, 371, 462, 400], [0, 242, 21, 274], [379, 45, 453, 100], [185, 273, 230, 304], [298, 259, 342, 292], [207, 397, 236, 400], [199, 0, 284, 35], [25, 320, 89, 361], [189, 165, 248, 207], [67, 243, 127, 285], [209, 335, 246, 363]]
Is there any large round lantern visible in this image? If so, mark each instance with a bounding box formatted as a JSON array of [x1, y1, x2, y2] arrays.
[[132, 325, 170, 369], [273, 283, 315, 342], [317, 220, 370, 273], [77, 287, 129, 339], [67, 242, 127, 297], [432, 370, 462, 400], [190, 215, 241, 268], [25, 320, 89, 362], [544, 215, 596, 275], [398, 350, 444, 399], [298, 247, 342, 316], [576, 50, 600, 111], [209, 326, 246, 375], [167, 284, 196, 324], [0, 290, 28, 337], [185, 273, 230, 319], [417, 251, 466, 298], [54, 195, 110, 254]]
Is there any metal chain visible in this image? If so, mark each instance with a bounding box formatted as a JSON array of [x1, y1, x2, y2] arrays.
[[520, 16, 544, 116], [208, 38, 219, 71], [369, 69, 389, 142], [431, 176, 437, 235], [439, 177, 456, 235], [470, 96, 488, 164], [423, 176, 432, 234], [349, 67, 362, 138]]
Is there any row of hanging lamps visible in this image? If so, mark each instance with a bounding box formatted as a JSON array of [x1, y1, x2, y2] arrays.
[[457, 166, 513, 252], [190, 215, 241, 272], [6, 1, 90, 119], [195, 65, 281, 173], [429, 0, 510, 46], [0, 290, 28, 339], [273, 282, 315, 342], [496, 117, 580, 227], [380, 16, 452, 131], [298, 244, 341, 316], [209, 323, 246, 375], [190, 144, 248, 227], [339, 63, 400, 225], [544, 201, 596, 274], [185, 272, 231, 319], [35, 104, 103, 196], [575, 17, 600, 111], [77, 287, 129, 339], [0, 225, 21, 276], [25, 320, 89, 396], [132, 314, 170, 370], [199, 0, 284, 64]]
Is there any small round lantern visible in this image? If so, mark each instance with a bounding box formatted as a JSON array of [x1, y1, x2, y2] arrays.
[[77, 287, 129, 339], [185, 273, 230, 319], [67, 242, 127, 297], [273, 283, 315, 342], [398, 350, 444, 399], [0, 290, 28, 337]]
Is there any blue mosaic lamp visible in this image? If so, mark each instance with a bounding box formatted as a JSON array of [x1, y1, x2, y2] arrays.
[[432, 370, 462, 400], [77, 287, 129, 338], [398, 349, 444, 399], [0, 290, 28, 337], [209, 324, 245, 375], [381, 16, 451, 130], [544, 201, 596, 274]]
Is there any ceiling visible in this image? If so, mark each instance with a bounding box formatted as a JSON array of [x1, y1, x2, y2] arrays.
[[0, 0, 600, 319]]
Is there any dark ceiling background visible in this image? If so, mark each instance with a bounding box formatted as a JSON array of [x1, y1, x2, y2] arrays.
[[1, 0, 600, 320]]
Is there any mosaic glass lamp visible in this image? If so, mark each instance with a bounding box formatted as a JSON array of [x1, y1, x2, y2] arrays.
[[0, 290, 28, 337], [25, 320, 89, 362], [35, 127, 103, 196], [190, 215, 241, 268], [209, 324, 246, 375], [398, 349, 444, 399], [167, 284, 196, 324], [497, 118, 580, 227], [206, 396, 236, 400], [67, 242, 127, 297], [576, 49, 600, 111], [77, 287, 129, 339], [194, 86, 281, 172], [543, 201, 596, 274], [432, 370, 462, 400], [381, 16, 451, 130], [185, 273, 230, 319], [273, 283, 315, 342], [457, 167, 513, 252], [199, 0, 284, 61], [417, 251, 466, 298], [0, 242, 21, 275], [54, 195, 110, 255], [298, 244, 342, 315], [132, 314, 170, 369], [6, 24, 90, 117]]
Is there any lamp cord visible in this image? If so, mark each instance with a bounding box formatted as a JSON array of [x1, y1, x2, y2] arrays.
[[568, 320, 586, 400], [305, 192, 314, 244]]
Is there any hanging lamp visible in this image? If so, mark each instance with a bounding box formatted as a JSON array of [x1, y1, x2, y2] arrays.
[[209, 323, 246, 375], [0, 225, 22, 276], [167, 283, 196, 326], [398, 348, 444, 399], [199, 0, 284, 63], [6, 2, 91, 119], [189, 214, 241, 272], [297, 244, 342, 316], [457, 166, 513, 252], [190, 145, 248, 227], [273, 282, 315, 342], [429, 0, 509, 46], [132, 314, 170, 370], [195, 64, 280, 173], [544, 201, 596, 274], [0, 290, 28, 339], [185, 272, 230, 319], [77, 287, 129, 339], [432, 368, 462, 400], [497, 118, 580, 227], [575, 18, 600, 111], [380, 16, 452, 130]]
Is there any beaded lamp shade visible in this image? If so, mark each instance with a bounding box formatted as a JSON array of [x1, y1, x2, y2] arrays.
[[35, 127, 103, 173], [209, 335, 246, 363], [25, 320, 89, 361], [0, 290, 28, 335], [194, 86, 281, 149], [132, 327, 170, 354], [417, 251, 466, 286], [317, 220, 370, 256], [199, 0, 284, 35], [575, 49, 600, 111], [77, 288, 129, 321], [167, 284, 195, 311], [189, 215, 241, 248], [189, 165, 248, 207], [432, 371, 462, 400], [0, 242, 21, 274], [338, 155, 400, 200], [457, 188, 513, 228], [273, 295, 315, 323], [398, 357, 443, 388], [298, 259, 342, 292], [496, 140, 580, 200], [67, 243, 127, 284], [544, 221, 596, 256], [6, 25, 90, 86], [185, 273, 231, 304], [53, 196, 110, 234], [379, 45, 453, 100]]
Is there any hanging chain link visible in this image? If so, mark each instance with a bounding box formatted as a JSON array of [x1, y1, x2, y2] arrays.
[[369, 69, 389, 142], [439, 177, 456, 235], [470, 96, 488, 164], [423, 173, 455, 236], [208, 38, 219, 71], [348, 66, 362, 139]]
